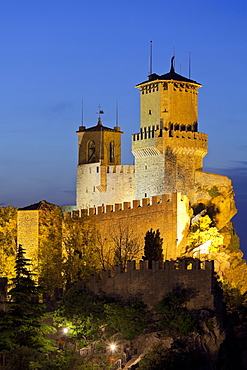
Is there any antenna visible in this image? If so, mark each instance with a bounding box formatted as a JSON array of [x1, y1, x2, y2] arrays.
[[149, 40, 153, 75], [116, 100, 119, 127], [173, 45, 176, 68], [189, 50, 191, 79], [81, 98, 84, 126], [180, 57, 182, 75]]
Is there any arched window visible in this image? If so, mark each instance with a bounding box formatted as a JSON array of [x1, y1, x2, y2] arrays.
[[88, 140, 96, 163], [109, 141, 114, 163]]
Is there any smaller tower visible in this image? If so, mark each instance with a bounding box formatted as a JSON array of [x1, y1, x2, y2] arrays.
[[76, 116, 132, 210], [77, 117, 122, 166]]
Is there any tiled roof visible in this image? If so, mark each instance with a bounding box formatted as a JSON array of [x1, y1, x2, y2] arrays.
[[19, 200, 57, 211], [80, 118, 123, 133]]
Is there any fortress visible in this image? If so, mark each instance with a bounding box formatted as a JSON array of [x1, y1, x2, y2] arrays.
[[17, 57, 237, 266], [76, 57, 208, 210]]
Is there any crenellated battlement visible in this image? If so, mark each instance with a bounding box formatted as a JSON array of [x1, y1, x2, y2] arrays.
[[89, 258, 217, 310], [105, 164, 135, 174], [65, 192, 187, 219], [78, 163, 135, 175], [132, 126, 207, 143]]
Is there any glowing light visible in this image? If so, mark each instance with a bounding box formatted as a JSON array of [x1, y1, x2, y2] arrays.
[[63, 327, 69, 334], [110, 343, 116, 351]]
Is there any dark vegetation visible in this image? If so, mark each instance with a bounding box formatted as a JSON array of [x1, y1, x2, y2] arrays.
[[143, 228, 163, 267], [1, 228, 247, 368]]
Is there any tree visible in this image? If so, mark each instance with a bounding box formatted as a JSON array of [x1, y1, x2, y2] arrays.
[[110, 223, 142, 271], [154, 286, 197, 334], [38, 205, 63, 292], [187, 215, 223, 256], [62, 214, 99, 284], [53, 286, 107, 346], [0, 245, 53, 353], [94, 229, 114, 271], [0, 206, 17, 279], [143, 228, 163, 267], [104, 298, 147, 339]]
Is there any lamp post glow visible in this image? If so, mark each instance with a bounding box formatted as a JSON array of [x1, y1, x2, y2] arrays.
[[63, 327, 69, 334], [108, 342, 117, 366], [110, 344, 116, 352]]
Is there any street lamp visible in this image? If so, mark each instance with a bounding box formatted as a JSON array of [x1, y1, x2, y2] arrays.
[[63, 327, 69, 335], [109, 344, 116, 352]]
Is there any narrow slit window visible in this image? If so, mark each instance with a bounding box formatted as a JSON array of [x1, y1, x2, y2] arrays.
[[109, 141, 115, 163]]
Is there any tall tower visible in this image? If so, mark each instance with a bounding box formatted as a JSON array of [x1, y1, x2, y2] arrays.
[[132, 57, 208, 202]]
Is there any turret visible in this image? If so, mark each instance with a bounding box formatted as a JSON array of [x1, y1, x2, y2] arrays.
[[135, 56, 201, 132]]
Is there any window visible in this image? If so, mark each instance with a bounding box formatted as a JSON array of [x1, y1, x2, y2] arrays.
[[88, 140, 96, 163], [109, 141, 114, 163], [186, 262, 193, 270]]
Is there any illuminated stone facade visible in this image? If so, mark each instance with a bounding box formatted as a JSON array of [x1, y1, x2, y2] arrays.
[[17, 58, 236, 263], [17, 201, 62, 273], [74, 59, 235, 257], [68, 192, 190, 260]]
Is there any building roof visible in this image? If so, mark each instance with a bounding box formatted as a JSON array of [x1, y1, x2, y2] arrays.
[[77, 117, 123, 133], [136, 57, 201, 87], [19, 200, 57, 211]]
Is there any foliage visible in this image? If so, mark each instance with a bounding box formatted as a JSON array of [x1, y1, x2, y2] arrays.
[[138, 343, 211, 370], [62, 214, 99, 283], [0, 245, 55, 354], [154, 287, 197, 334], [104, 298, 147, 339], [0, 206, 17, 279], [110, 222, 142, 271], [5, 347, 85, 370], [143, 228, 163, 267], [53, 286, 108, 345], [5, 346, 44, 370], [38, 205, 63, 292], [54, 286, 147, 342], [187, 215, 223, 255]]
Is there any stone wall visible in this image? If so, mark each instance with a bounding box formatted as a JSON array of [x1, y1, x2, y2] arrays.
[[132, 127, 208, 203], [72, 192, 191, 260], [76, 163, 136, 210], [17, 210, 39, 262], [90, 259, 216, 310]]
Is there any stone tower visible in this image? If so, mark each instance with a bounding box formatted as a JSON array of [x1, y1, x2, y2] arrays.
[[132, 58, 208, 203], [76, 117, 135, 210], [77, 117, 122, 167]]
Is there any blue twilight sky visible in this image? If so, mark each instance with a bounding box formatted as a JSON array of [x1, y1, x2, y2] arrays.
[[0, 1, 247, 253]]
